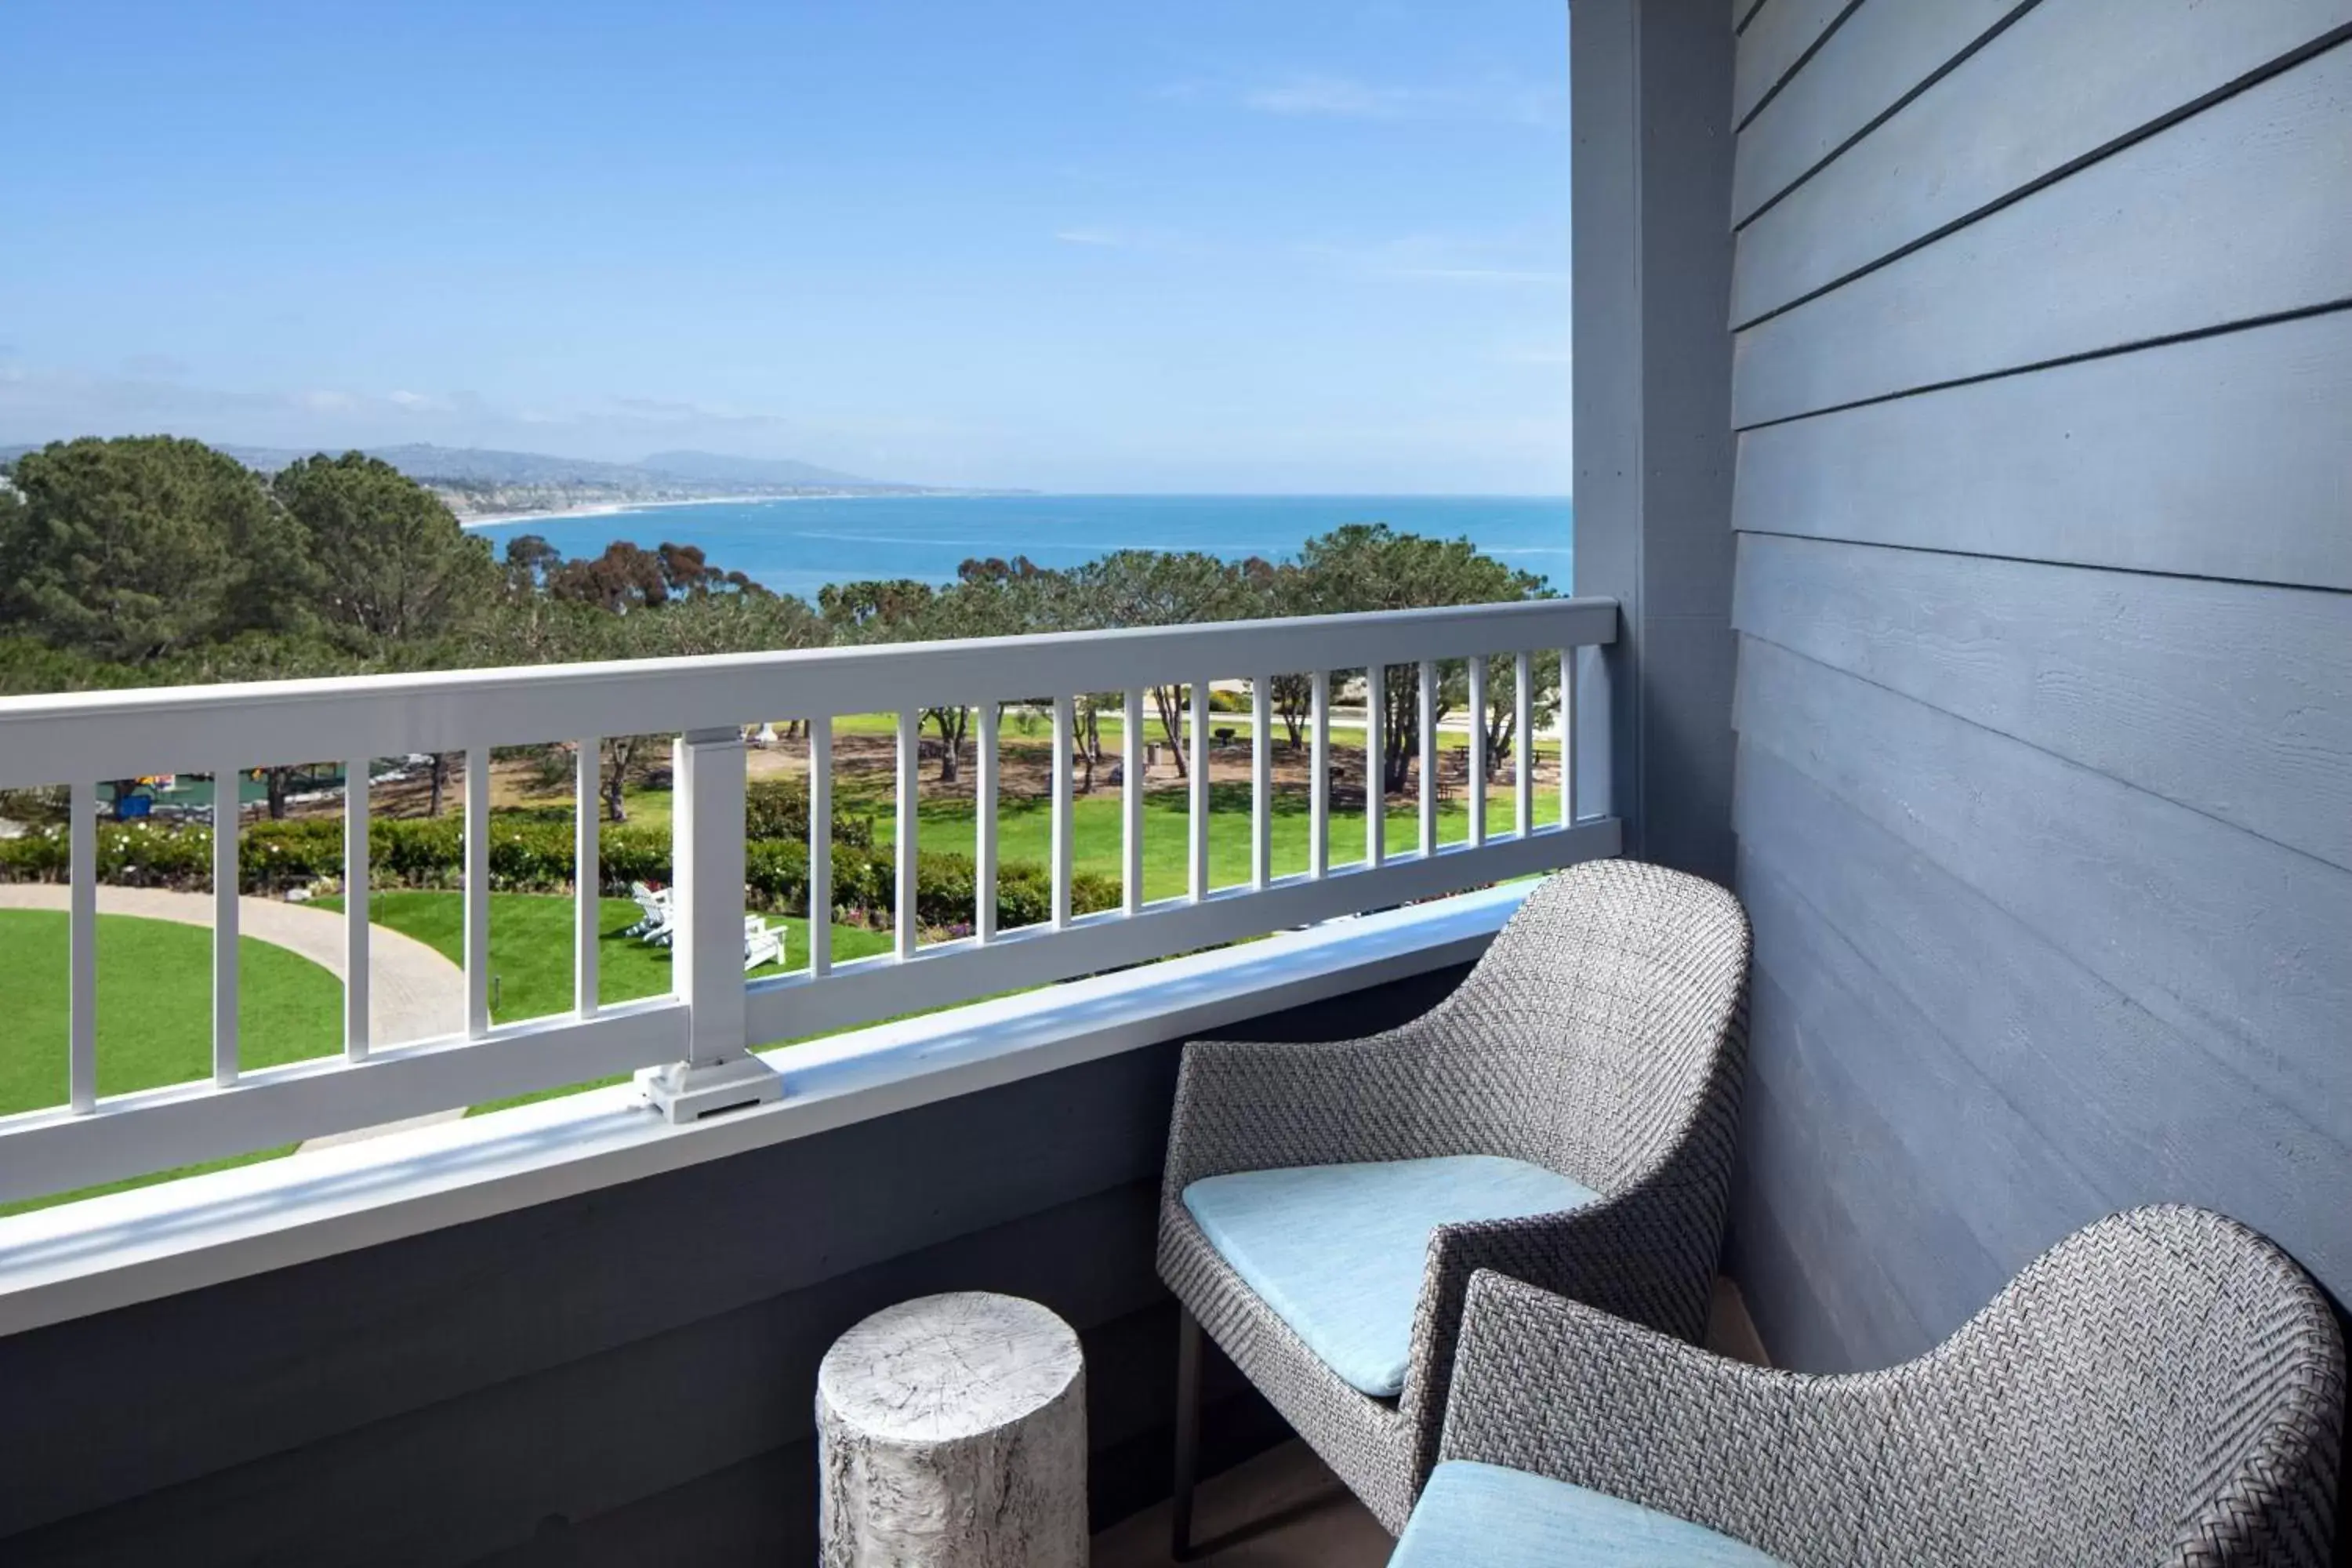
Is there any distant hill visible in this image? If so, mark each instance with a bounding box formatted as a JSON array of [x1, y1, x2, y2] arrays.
[[0, 439, 983, 518], [638, 450, 878, 488]]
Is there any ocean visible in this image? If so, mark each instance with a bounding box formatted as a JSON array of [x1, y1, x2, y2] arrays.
[[466, 494, 1573, 604]]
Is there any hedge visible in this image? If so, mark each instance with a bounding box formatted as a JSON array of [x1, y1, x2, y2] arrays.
[[0, 815, 1115, 929]]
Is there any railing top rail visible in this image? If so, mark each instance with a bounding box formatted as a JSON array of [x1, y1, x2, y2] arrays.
[[0, 597, 1616, 790]]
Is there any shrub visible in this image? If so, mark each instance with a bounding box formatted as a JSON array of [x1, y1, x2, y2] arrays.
[[0, 811, 1112, 927], [743, 777, 876, 849]]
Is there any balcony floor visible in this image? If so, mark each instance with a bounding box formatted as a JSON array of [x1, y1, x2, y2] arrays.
[[1094, 1439, 1389, 1568], [1092, 1279, 1766, 1565]]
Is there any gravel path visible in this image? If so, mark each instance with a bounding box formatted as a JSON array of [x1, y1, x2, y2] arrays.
[[0, 884, 468, 1149]]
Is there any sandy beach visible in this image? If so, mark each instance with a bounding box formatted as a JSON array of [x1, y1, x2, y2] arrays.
[[457, 492, 822, 528]]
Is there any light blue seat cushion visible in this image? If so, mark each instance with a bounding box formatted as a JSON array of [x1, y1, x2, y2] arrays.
[[1392, 1461, 1789, 1567], [1181, 1154, 1595, 1397]]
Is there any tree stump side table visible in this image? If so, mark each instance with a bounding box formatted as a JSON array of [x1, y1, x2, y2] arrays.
[[816, 1291, 1087, 1566]]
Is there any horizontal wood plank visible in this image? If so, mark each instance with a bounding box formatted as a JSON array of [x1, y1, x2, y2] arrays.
[[1723, 987, 1932, 1374], [1733, 308, 2352, 588], [0, 1185, 1167, 1563], [1731, 0, 2024, 230], [1733, 42, 2352, 427], [1733, 534, 2352, 873], [1734, 0, 1856, 125], [1736, 0, 2352, 317], [0, 1045, 1181, 1535], [1732, 637, 2352, 1148], [1733, 739, 2352, 1302], [1739, 858, 2038, 1336]]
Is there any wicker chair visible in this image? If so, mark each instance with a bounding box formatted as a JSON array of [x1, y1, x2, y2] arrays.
[[1403, 1207, 2345, 1566], [1156, 858, 1751, 1541]]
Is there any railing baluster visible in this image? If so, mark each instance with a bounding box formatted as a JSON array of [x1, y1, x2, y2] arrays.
[[896, 710, 920, 959], [1123, 688, 1145, 915], [1188, 681, 1210, 900], [347, 756, 373, 1056], [214, 766, 240, 1086], [1250, 676, 1272, 890], [1417, 660, 1438, 858], [809, 721, 834, 972], [0, 602, 1624, 1200], [1309, 670, 1330, 878], [975, 705, 997, 942], [1563, 648, 1579, 827], [638, 725, 770, 1124], [1513, 653, 1534, 837], [69, 780, 97, 1113], [574, 741, 598, 1017], [1366, 664, 1386, 868], [1467, 656, 1488, 847], [465, 744, 491, 1038], [1051, 695, 1075, 929]]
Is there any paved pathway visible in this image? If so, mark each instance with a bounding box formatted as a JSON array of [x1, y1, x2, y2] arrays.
[[0, 884, 467, 1149]]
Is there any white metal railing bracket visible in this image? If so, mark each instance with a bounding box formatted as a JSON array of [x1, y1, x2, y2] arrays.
[[635, 1054, 784, 1124]]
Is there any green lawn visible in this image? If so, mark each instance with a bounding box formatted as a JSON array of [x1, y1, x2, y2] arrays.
[[328, 891, 897, 1113], [0, 911, 343, 1118], [322, 891, 895, 1024], [826, 707, 1562, 760], [857, 781, 1559, 902], [4, 778, 1555, 1214], [0, 910, 340, 1214], [1, 895, 896, 1211]]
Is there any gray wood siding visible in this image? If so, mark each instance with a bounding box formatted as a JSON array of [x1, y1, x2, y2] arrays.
[[1725, 0, 2352, 1410], [1733, 0, 1860, 127], [1733, 39, 2352, 426], [1733, 0, 2352, 318], [1735, 535, 2352, 873], [1730, 0, 2023, 230], [1733, 310, 2352, 589]]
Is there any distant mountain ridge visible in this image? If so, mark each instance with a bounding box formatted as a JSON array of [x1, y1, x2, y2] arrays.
[[637, 450, 877, 488], [0, 440, 891, 487], [0, 439, 993, 518]]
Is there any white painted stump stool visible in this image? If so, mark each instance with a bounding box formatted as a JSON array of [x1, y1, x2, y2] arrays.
[[816, 1291, 1087, 1567]]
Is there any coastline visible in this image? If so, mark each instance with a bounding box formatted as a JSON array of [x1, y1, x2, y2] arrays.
[[459, 492, 829, 528]]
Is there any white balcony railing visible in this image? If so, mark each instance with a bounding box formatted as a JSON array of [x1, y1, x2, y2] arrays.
[[0, 598, 1619, 1207]]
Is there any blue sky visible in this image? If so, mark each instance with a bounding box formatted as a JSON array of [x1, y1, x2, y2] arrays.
[[0, 2, 1572, 493]]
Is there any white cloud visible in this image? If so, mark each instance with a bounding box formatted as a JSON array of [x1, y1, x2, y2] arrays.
[[1391, 267, 1569, 287], [1053, 228, 1126, 248], [1245, 75, 1417, 119], [1495, 343, 1574, 366], [1231, 72, 1564, 127], [1298, 232, 1571, 289]]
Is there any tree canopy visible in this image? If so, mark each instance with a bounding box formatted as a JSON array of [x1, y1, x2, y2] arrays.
[[0, 437, 1559, 774], [272, 452, 495, 641], [0, 436, 313, 662]]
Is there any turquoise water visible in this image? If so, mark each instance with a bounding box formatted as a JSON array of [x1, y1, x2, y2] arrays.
[[469, 494, 1573, 604]]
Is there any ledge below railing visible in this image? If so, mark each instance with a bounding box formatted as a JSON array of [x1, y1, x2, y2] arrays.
[[0, 880, 1579, 1338]]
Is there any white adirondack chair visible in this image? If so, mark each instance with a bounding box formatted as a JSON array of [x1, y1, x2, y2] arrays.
[[627, 883, 677, 946], [744, 918, 786, 972]]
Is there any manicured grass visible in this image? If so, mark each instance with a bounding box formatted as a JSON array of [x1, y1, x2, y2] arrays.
[[857, 781, 1559, 901], [825, 708, 1563, 761], [324, 892, 894, 1024], [0, 911, 343, 1118], [325, 891, 898, 1112], [0, 909, 340, 1214]]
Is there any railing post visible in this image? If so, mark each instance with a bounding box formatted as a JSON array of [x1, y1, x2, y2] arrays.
[[637, 725, 781, 1123]]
